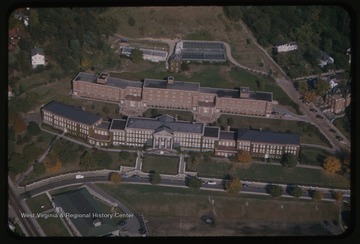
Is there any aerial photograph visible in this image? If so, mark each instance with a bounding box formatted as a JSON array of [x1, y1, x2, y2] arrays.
[[7, 5, 353, 238]]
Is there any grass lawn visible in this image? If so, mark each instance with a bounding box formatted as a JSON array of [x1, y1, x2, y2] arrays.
[[187, 157, 349, 189], [232, 163, 349, 189], [25, 193, 53, 214], [142, 155, 179, 175], [36, 211, 71, 236], [187, 158, 231, 179], [97, 184, 340, 225], [299, 147, 334, 167]]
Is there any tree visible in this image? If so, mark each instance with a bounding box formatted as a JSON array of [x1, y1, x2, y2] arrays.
[[323, 156, 341, 173], [33, 163, 46, 175], [226, 177, 242, 194], [79, 151, 97, 169], [315, 79, 330, 97], [288, 185, 303, 198], [303, 90, 317, 103], [22, 143, 41, 163], [280, 153, 298, 168], [27, 121, 41, 136], [13, 114, 27, 135], [92, 148, 112, 168], [223, 6, 243, 21], [44, 154, 62, 173], [266, 184, 283, 197], [237, 150, 252, 164], [333, 191, 343, 203], [192, 156, 201, 168], [295, 80, 309, 94], [149, 171, 161, 185], [109, 172, 121, 184], [51, 139, 78, 165], [130, 48, 143, 63], [310, 190, 323, 201], [8, 153, 28, 175], [187, 176, 203, 189]]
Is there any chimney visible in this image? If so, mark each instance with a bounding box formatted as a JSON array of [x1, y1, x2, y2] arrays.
[[167, 76, 175, 85], [240, 87, 250, 98]]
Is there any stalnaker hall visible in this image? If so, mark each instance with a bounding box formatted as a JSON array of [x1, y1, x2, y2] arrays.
[[71, 72, 273, 119]]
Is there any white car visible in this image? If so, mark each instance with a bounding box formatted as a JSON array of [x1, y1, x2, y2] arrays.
[[207, 181, 217, 185], [75, 174, 84, 179]]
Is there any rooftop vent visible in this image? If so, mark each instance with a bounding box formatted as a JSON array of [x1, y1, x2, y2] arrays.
[[97, 72, 109, 84], [167, 76, 175, 85]]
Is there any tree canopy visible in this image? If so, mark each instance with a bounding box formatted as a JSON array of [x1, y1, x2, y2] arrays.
[[266, 184, 283, 197], [236, 150, 252, 164], [280, 153, 298, 168], [323, 156, 341, 173], [186, 176, 203, 189], [149, 171, 162, 185], [226, 177, 242, 194]]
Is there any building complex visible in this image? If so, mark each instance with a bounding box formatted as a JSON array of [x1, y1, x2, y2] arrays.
[[72, 72, 273, 120], [41, 101, 300, 158]]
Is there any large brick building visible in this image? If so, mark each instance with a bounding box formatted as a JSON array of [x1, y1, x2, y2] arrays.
[[41, 101, 300, 159], [72, 72, 273, 118]]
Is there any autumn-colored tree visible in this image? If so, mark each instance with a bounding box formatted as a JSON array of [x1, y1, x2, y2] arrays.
[[334, 191, 343, 203], [312, 190, 324, 201], [323, 156, 341, 173], [226, 177, 242, 194], [13, 114, 27, 135], [109, 172, 121, 184], [237, 150, 252, 164], [45, 160, 62, 173], [303, 90, 317, 103], [192, 156, 201, 168]]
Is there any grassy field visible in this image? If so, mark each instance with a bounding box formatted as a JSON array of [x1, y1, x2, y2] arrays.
[[101, 6, 284, 76], [186, 157, 349, 189], [25, 193, 71, 236], [142, 155, 179, 175], [36, 212, 71, 236], [299, 147, 334, 167], [25, 193, 53, 214], [97, 184, 344, 236]]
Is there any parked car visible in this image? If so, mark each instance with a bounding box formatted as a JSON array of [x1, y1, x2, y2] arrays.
[[207, 181, 217, 185], [310, 108, 317, 112], [329, 129, 336, 133], [271, 111, 279, 115], [335, 135, 343, 141], [316, 115, 323, 119]]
